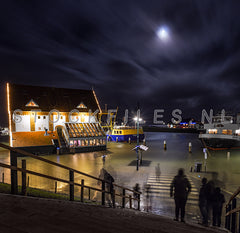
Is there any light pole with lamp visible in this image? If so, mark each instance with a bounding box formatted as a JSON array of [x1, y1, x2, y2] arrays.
[[134, 110, 142, 171]]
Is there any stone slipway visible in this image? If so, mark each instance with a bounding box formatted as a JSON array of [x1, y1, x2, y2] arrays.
[[0, 193, 229, 233]]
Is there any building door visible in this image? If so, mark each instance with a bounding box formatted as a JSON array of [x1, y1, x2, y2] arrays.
[[53, 115, 66, 130], [35, 115, 49, 131]]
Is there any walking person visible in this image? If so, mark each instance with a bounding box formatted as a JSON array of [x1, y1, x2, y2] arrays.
[[212, 187, 225, 227], [155, 163, 161, 182], [133, 183, 140, 209], [144, 184, 152, 212], [102, 154, 106, 166], [170, 168, 191, 222], [205, 176, 217, 224], [104, 169, 115, 208], [92, 168, 105, 201], [199, 177, 208, 226]]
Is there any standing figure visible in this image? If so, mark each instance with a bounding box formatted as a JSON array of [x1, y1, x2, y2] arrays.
[[155, 163, 161, 182], [92, 168, 105, 201], [144, 184, 152, 212], [133, 183, 140, 209], [104, 169, 115, 208], [102, 154, 106, 166], [170, 168, 191, 223], [212, 187, 225, 227], [199, 177, 208, 226]]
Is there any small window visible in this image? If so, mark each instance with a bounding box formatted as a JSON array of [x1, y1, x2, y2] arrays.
[[60, 116, 63, 119], [43, 116, 46, 119], [120, 131, 122, 134], [38, 116, 41, 119]]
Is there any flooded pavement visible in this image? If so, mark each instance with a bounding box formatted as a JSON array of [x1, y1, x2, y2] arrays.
[[0, 132, 239, 224]]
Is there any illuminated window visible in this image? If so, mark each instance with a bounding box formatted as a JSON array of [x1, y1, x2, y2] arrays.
[[208, 129, 218, 134], [222, 130, 232, 135], [236, 129, 240, 135], [76, 102, 87, 109], [25, 99, 39, 107]]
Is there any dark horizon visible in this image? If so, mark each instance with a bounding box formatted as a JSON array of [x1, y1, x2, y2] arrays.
[[1, 1, 240, 126]]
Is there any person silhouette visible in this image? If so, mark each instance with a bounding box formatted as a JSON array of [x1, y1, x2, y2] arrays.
[[155, 163, 161, 182], [199, 177, 208, 226], [170, 168, 191, 223], [212, 187, 225, 227]]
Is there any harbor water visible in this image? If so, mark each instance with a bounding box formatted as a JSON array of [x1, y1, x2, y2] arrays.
[[0, 132, 239, 221]]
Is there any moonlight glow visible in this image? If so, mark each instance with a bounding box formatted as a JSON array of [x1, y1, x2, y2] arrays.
[[157, 26, 170, 41]]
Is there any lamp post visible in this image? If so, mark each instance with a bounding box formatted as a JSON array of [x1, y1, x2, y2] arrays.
[[134, 110, 142, 171]]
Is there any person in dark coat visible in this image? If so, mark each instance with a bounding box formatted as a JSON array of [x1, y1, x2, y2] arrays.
[[212, 187, 225, 227], [199, 177, 208, 226], [104, 169, 115, 207], [133, 183, 140, 209], [155, 163, 161, 182], [170, 168, 191, 222]]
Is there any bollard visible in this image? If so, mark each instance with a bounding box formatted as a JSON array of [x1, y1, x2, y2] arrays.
[[189, 142, 192, 153], [143, 138, 146, 146], [27, 176, 29, 187], [164, 140, 167, 150], [2, 172, 4, 183], [55, 181, 57, 193], [227, 151, 230, 160], [128, 137, 131, 144], [116, 137, 118, 142]]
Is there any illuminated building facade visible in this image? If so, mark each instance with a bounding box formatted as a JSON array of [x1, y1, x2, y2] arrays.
[[7, 83, 106, 154]]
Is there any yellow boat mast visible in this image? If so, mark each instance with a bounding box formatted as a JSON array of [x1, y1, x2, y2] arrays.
[[98, 106, 118, 131]]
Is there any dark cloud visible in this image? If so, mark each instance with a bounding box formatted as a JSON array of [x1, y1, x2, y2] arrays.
[[0, 0, 240, 125]]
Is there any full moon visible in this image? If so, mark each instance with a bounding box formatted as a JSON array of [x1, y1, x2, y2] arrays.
[[157, 26, 170, 41]]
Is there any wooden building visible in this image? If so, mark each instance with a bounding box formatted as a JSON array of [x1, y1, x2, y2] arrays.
[[7, 83, 106, 154]]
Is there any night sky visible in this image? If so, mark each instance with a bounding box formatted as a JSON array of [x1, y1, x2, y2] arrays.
[[1, 0, 240, 125]]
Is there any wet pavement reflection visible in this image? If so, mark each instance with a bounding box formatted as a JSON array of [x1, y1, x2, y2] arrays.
[[0, 132, 240, 223]]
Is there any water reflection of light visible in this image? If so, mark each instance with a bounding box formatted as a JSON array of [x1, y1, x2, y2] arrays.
[[57, 156, 60, 163], [73, 154, 78, 162]]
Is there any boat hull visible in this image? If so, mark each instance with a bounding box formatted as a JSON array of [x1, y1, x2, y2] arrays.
[[107, 134, 145, 142], [199, 134, 240, 150]]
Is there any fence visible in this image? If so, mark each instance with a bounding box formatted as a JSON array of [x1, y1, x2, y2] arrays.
[[225, 187, 240, 233], [0, 143, 141, 210]]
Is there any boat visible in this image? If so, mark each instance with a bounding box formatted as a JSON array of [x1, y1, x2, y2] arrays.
[[107, 126, 145, 142], [199, 114, 240, 150]]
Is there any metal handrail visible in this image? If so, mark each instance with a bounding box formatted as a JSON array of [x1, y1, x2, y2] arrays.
[[226, 187, 240, 206], [0, 143, 141, 209], [225, 186, 240, 232]]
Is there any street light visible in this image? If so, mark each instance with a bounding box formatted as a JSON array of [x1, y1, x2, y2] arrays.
[[133, 110, 142, 171]]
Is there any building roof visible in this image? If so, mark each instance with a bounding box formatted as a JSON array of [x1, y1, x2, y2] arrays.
[[9, 83, 101, 112]]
